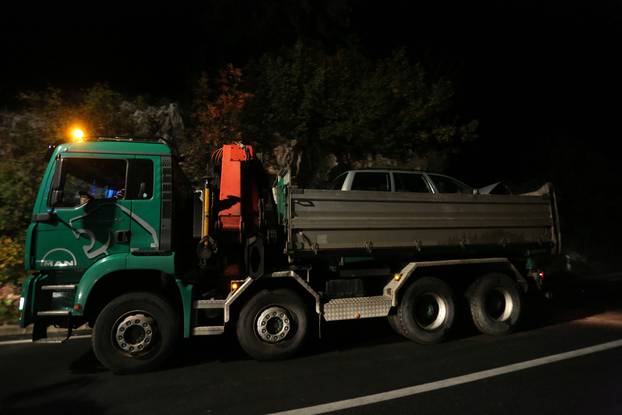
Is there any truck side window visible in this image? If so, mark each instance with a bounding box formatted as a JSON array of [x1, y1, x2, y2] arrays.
[[429, 174, 472, 194], [394, 173, 431, 193], [351, 172, 390, 191], [127, 159, 154, 199], [55, 158, 127, 207]]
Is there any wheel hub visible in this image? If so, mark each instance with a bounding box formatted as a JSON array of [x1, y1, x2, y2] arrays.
[[256, 306, 291, 343], [414, 293, 447, 331], [114, 313, 155, 354], [485, 289, 513, 322]]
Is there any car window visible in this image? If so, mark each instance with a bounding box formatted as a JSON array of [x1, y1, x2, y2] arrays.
[[394, 173, 431, 193], [351, 172, 390, 191], [329, 172, 348, 190], [428, 174, 472, 194]]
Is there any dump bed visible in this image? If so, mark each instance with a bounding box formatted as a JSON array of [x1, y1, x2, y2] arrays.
[[285, 184, 560, 261]]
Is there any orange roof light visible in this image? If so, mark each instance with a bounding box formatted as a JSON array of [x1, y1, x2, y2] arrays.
[[69, 127, 86, 142]]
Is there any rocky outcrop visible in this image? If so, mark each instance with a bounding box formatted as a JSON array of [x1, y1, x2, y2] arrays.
[[125, 102, 185, 141], [254, 134, 448, 187], [0, 101, 185, 149]]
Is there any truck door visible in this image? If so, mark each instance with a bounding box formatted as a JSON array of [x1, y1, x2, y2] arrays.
[[33, 155, 132, 274], [125, 156, 161, 253]]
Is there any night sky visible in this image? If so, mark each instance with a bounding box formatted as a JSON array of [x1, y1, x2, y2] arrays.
[[3, 2, 620, 139], [2, 1, 621, 258]]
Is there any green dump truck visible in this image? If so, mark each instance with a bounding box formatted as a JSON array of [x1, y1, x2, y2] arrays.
[[19, 138, 560, 373]]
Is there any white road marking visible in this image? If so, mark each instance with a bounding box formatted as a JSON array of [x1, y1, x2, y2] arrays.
[[270, 338, 622, 415], [0, 334, 91, 346]]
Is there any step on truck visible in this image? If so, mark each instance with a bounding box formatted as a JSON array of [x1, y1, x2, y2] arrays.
[[19, 138, 561, 373]]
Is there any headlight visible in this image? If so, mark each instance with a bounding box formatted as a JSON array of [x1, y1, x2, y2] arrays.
[[18, 297, 25, 311]]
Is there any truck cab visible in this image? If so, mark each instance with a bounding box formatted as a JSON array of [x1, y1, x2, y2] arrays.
[[20, 137, 193, 336]]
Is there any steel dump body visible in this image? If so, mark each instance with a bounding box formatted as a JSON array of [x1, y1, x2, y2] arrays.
[[287, 187, 559, 260]]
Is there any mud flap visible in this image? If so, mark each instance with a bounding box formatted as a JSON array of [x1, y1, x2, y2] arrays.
[[32, 314, 73, 344]]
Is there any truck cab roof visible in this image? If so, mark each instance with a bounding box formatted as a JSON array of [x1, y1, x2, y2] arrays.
[[52, 137, 173, 158]]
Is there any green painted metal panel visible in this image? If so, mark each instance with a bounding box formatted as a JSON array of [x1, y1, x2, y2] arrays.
[[125, 253, 175, 273], [74, 254, 128, 313], [276, 176, 287, 225], [23, 223, 36, 271], [175, 279, 194, 338], [129, 156, 161, 252], [74, 253, 176, 314]]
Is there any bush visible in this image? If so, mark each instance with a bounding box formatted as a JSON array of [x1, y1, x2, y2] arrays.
[[0, 237, 25, 324]]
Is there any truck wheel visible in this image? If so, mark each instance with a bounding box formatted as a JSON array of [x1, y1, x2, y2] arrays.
[[236, 289, 310, 360], [92, 292, 180, 374], [387, 313, 404, 336], [397, 277, 455, 344], [469, 273, 521, 336]]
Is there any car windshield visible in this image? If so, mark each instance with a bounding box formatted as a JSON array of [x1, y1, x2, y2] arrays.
[[428, 174, 472, 194], [329, 172, 348, 190]]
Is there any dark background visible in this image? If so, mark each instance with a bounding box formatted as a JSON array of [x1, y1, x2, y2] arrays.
[[1, 1, 620, 264]]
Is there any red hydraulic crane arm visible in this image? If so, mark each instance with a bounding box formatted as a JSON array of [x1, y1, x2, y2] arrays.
[[217, 144, 257, 237]]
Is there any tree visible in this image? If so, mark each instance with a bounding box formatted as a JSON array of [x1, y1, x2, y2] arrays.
[[242, 41, 478, 185], [182, 65, 253, 182]]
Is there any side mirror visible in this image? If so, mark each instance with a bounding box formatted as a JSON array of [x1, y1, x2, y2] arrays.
[[50, 190, 62, 207]]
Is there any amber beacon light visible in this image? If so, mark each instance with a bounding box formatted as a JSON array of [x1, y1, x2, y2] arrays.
[[69, 127, 86, 142]]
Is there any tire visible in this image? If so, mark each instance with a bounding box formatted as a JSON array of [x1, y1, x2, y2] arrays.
[[397, 277, 455, 344], [468, 273, 522, 336], [236, 289, 310, 360], [387, 313, 404, 336], [92, 292, 180, 374]]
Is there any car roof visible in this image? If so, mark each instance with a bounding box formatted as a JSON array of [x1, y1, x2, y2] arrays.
[[342, 168, 443, 175], [340, 169, 473, 188]]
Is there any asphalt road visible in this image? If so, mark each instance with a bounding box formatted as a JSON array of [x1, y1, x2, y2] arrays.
[[1, 276, 621, 415]]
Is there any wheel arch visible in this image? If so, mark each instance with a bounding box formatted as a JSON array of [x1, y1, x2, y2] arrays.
[[386, 258, 528, 308], [225, 272, 320, 325], [80, 268, 183, 327]]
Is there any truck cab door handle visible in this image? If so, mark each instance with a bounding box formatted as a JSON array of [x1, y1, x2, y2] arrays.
[[114, 230, 131, 243]]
